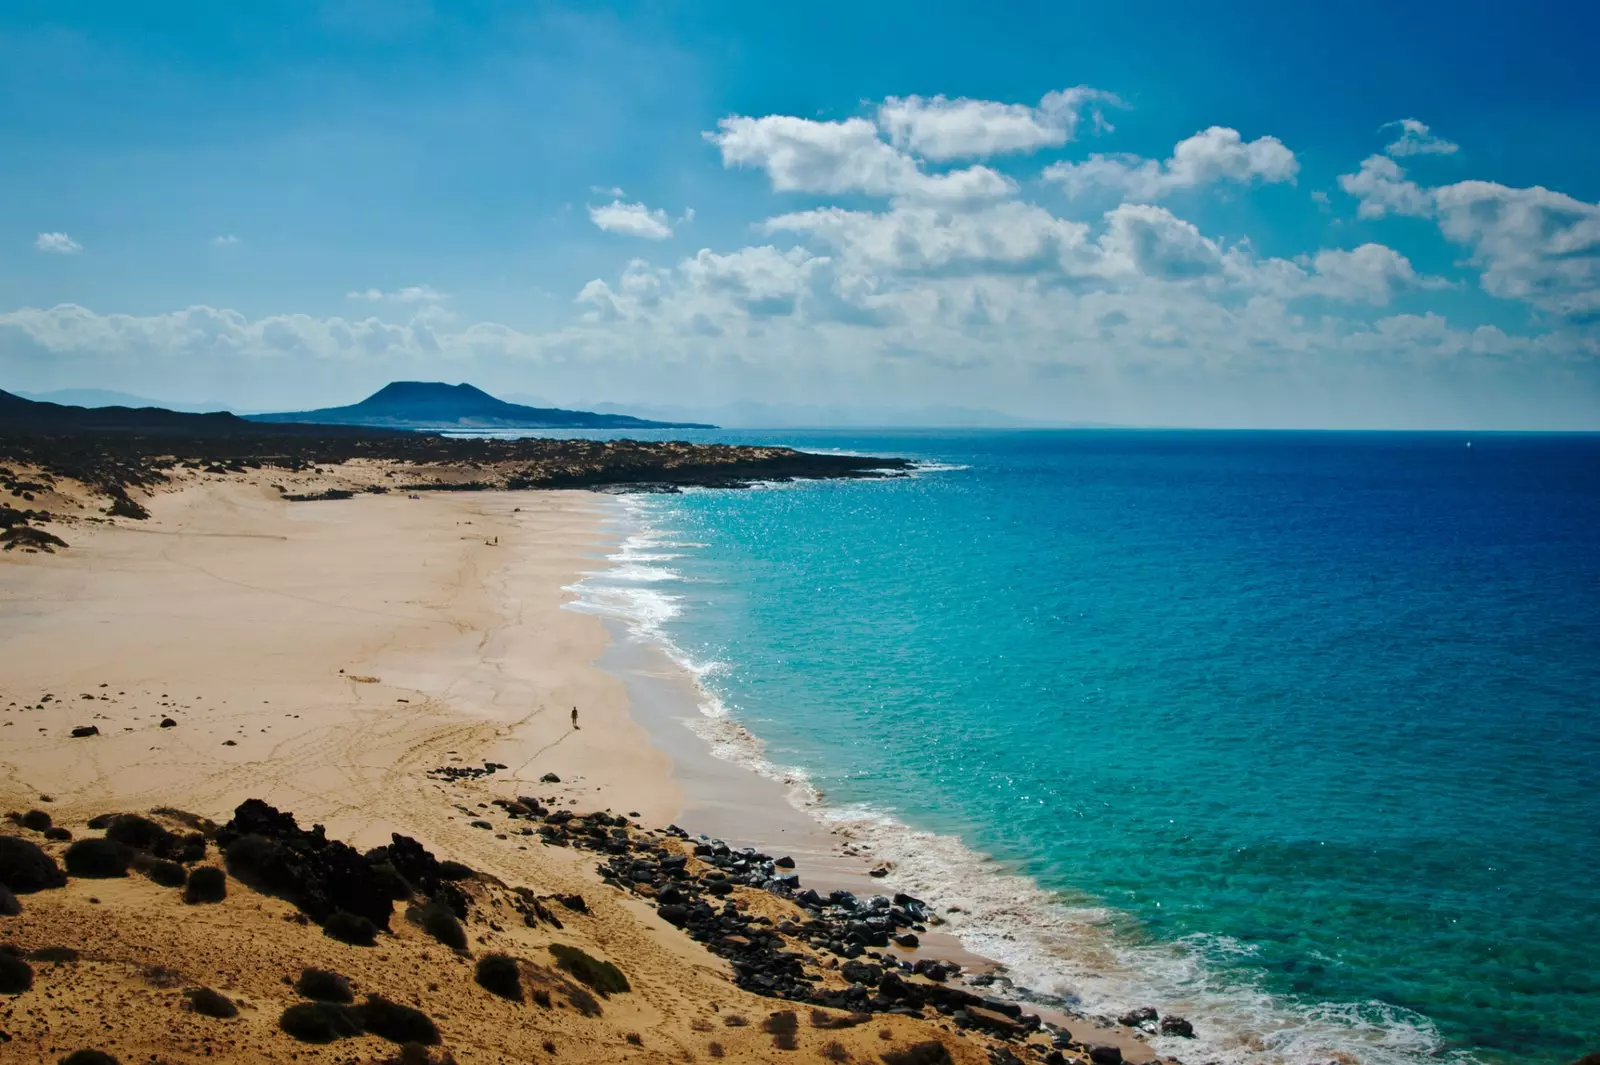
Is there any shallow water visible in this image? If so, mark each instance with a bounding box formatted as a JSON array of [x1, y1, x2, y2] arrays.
[[568, 430, 1600, 1065]]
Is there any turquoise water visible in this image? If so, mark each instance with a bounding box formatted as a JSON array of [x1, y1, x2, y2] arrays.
[[573, 430, 1600, 1065]]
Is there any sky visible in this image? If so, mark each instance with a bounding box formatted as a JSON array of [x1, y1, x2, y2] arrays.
[[2, 0, 1598, 428]]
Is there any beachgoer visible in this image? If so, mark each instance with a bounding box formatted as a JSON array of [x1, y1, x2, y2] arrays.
[[571, 706, 579, 729]]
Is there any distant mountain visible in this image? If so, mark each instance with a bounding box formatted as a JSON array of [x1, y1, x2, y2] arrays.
[[0, 388, 389, 436], [250, 382, 715, 430], [16, 388, 235, 414]]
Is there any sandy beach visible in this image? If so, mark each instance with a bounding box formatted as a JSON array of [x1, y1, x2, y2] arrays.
[[0, 468, 1161, 1065]]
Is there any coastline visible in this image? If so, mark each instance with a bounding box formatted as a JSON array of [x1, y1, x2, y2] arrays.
[[569, 494, 1169, 1063], [0, 464, 1149, 1065]]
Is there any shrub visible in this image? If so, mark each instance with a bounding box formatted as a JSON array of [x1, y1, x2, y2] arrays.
[[323, 911, 378, 946], [474, 954, 522, 1001], [564, 985, 601, 1017], [0, 884, 20, 916], [85, 814, 120, 830], [0, 951, 33, 993], [358, 995, 440, 1045], [407, 901, 467, 951], [370, 861, 413, 900], [548, 943, 629, 995], [29, 946, 79, 963], [64, 838, 131, 878], [279, 1002, 362, 1043], [174, 834, 207, 864], [295, 968, 354, 1004], [0, 836, 66, 892], [58, 1053, 121, 1065], [722, 1014, 748, 1027], [763, 1011, 799, 1036], [44, 827, 72, 842], [436, 860, 474, 881], [20, 810, 52, 832], [187, 987, 239, 1018], [880, 1043, 953, 1065], [823, 1041, 851, 1063], [145, 860, 187, 888], [105, 815, 173, 854], [708, 1044, 724, 1059], [222, 835, 294, 895], [184, 866, 226, 903]]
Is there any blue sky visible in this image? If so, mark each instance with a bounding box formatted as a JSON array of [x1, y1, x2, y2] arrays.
[[3, 0, 1598, 427]]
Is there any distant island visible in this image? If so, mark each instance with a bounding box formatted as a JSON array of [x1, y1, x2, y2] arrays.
[[247, 381, 716, 430]]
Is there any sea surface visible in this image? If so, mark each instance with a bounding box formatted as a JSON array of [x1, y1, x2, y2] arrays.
[[564, 429, 1600, 1065]]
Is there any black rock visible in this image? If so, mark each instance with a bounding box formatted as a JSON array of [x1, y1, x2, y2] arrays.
[[1087, 1047, 1123, 1065], [841, 961, 883, 985], [217, 800, 393, 929], [70, 725, 100, 738], [1117, 1006, 1157, 1029], [160, 718, 177, 728], [540, 772, 561, 783], [1159, 1015, 1195, 1038], [893, 933, 919, 948]]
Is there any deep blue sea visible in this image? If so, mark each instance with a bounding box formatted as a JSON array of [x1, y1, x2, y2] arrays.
[[567, 430, 1600, 1065]]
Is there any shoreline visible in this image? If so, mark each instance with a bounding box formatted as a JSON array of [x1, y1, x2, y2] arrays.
[[572, 495, 1167, 1063], [0, 465, 1155, 1065]]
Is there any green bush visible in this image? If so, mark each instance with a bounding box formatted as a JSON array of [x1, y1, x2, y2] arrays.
[[64, 838, 131, 878], [474, 954, 522, 1001], [294, 967, 354, 1003], [548, 943, 629, 995], [358, 995, 440, 1045], [323, 911, 378, 946], [184, 866, 226, 903]]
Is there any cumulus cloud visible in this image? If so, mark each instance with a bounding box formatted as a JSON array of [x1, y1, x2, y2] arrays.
[[1382, 118, 1459, 158], [1433, 181, 1600, 318], [35, 232, 82, 254], [1337, 155, 1434, 219], [212, 234, 241, 246], [345, 284, 451, 303], [876, 86, 1119, 161], [588, 199, 677, 240], [1302, 244, 1451, 304], [707, 114, 1017, 204], [1044, 126, 1299, 200], [1098, 204, 1224, 280]]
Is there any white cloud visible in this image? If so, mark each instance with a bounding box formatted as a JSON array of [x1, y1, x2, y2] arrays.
[[1098, 204, 1223, 280], [35, 232, 82, 254], [1045, 126, 1299, 200], [876, 86, 1119, 161], [707, 113, 1017, 204], [588, 199, 676, 240], [212, 234, 241, 246], [1382, 118, 1459, 158], [346, 284, 451, 303], [1302, 244, 1451, 304], [1337, 155, 1433, 219], [1433, 181, 1600, 318]]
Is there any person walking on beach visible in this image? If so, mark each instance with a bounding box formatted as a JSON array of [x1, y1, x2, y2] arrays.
[[571, 705, 579, 730]]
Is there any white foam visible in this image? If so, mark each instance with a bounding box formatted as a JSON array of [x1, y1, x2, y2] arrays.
[[568, 494, 1485, 1065]]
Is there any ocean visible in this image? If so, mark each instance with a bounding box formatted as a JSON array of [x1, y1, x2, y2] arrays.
[[565, 429, 1600, 1065]]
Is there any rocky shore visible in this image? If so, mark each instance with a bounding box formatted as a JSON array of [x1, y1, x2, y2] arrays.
[[0, 794, 1175, 1065]]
